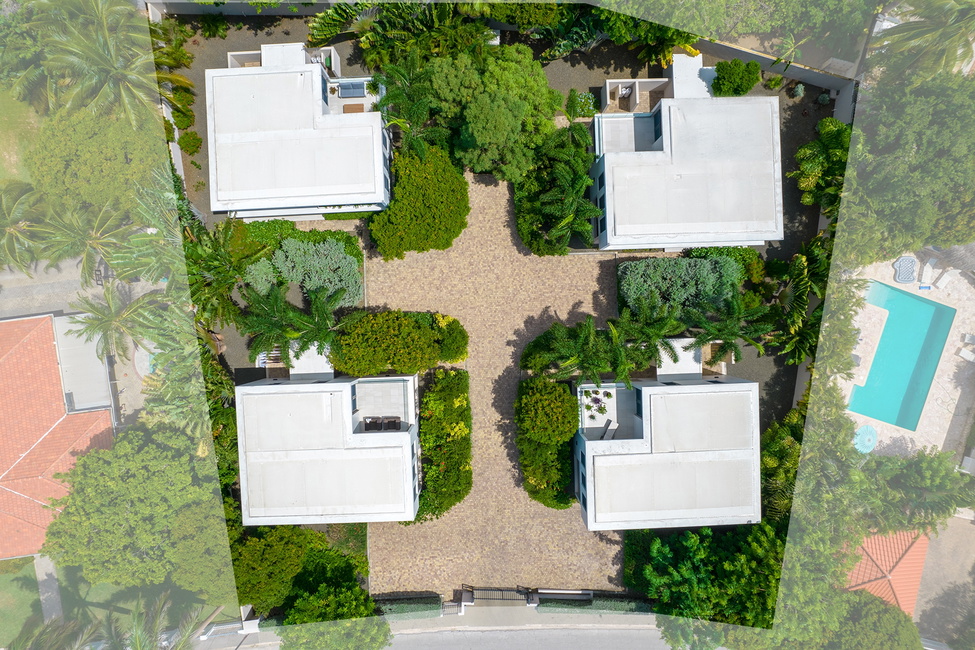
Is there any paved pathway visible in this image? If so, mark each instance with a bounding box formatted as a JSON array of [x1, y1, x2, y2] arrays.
[[365, 174, 653, 597], [33, 555, 63, 622]]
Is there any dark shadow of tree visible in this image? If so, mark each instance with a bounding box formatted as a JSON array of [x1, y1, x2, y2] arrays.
[[917, 561, 975, 644]]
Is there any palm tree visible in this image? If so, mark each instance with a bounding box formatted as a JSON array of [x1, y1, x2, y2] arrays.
[[36, 201, 134, 287], [99, 592, 203, 650], [684, 298, 776, 364], [772, 33, 810, 70], [787, 118, 851, 218], [369, 51, 449, 160], [612, 298, 686, 369], [8, 617, 99, 650], [239, 283, 346, 367], [536, 164, 602, 250], [543, 316, 613, 387], [0, 180, 44, 274], [875, 0, 975, 78], [67, 281, 153, 362]]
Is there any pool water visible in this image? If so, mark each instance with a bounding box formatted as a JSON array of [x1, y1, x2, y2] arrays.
[[848, 281, 956, 431]]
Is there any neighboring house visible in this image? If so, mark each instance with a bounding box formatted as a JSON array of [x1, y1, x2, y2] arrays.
[[205, 43, 391, 220], [847, 530, 929, 617], [573, 340, 761, 531], [0, 315, 114, 560], [235, 367, 420, 525], [590, 53, 783, 251]]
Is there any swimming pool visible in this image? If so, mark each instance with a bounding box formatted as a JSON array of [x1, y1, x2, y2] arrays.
[[848, 281, 956, 431]]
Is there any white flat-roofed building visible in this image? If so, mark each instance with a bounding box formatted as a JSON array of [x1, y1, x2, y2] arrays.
[[236, 374, 420, 525], [205, 43, 391, 220], [590, 53, 783, 251], [574, 361, 761, 531]]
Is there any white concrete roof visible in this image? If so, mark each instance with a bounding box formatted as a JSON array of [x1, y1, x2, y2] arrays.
[[601, 96, 783, 249], [236, 378, 417, 525], [578, 378, 761, 530], [53, 315, 111, 411], [205, 45, 386, 215], [655, 337, 702, 379]]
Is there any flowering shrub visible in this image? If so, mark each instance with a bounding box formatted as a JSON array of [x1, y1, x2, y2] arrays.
[[413, 369, 473, 522]]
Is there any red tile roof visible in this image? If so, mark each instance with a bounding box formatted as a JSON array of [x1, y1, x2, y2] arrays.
[[0, 316, 112, 559], [847, 530, 930, 616]]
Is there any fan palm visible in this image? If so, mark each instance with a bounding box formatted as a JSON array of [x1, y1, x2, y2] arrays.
[[876, 0, 975, 78], [0, 180, 44, 274], [684, 298, 776, 364], [68, 281, 154, 362], [36, 201, 134, 286], [239, 283, 346, 367]]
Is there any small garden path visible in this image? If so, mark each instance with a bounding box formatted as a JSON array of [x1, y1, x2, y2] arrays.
[[364, 174, 656, 597]]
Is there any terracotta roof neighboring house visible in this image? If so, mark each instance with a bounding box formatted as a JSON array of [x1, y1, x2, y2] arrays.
[[847, 530, 930, 616], [0, 316, 113, 559]]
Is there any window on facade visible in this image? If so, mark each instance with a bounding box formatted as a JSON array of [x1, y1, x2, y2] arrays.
[[653, 110, 663, 142], [635, 388, 643, 417], [598, 216, 607, 234], [597, 173, 605, 190], [351, 384, 357, 413]]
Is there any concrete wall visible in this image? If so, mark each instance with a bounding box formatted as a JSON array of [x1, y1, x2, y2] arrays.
[[146, 1, 324, 20]]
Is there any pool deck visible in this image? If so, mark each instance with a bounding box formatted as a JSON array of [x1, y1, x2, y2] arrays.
[[843, 259, 975, 459]]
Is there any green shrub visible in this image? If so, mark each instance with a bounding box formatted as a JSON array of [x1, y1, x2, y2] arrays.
[[711, 59, 762, 97], [330, 310, 442, 376], [514, 378, 578, 509], [489, 2, 571, 29], [0, 556, 33, 575], [686, 246, 765, 284], [172, 107, 194, 130], [792, 82, 806, 98], [369, 147, 470, 260], [574, 90, 598, 118], [244, 258, 278, 295], [177, 130, 203, 155], [172, 87, 195, 111], [200, 13, 228, 39], [414, 369, 473, 522], [618, 257, 741, 314], [437, 316, 469, 363], [515, 377, 579, 445], [163, 117, 175, 142], [765, 74, 784, 90], [244, 219, 363, 265], [270, 238, 362, 306]]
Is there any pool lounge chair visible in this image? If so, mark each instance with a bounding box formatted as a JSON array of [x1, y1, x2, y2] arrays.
[[934, 268, 962, 290], [919, 258, 939, 284], [964, 334, 975, 345], [893, 255, 917, 283], [958, 348, 975, 363]]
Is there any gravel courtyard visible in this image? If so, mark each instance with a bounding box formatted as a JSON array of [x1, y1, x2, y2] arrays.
[[365, 175, 641, 598]]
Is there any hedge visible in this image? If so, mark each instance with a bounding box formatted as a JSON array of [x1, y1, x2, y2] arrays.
[[330, 311, 441, 376], [514, 378, 578, 509], [711, 59, 762, 97], [686, 246, 766, 284], [618, 256, 740, 314], [243, 219, 363, 265], [369, 147, 470, 260], [414, 369, 473, 522]]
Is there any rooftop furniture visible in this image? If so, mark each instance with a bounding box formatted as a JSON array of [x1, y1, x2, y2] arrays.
[[919, 258, 939, 284], [338, 81, 366, 98], [893, 255, 917, 284], [853, 424, 878, 454], [363, 417, 383, 431], [383, 416, 402, 431], [964, 334, 975, 345], [959, 348, 975, 362], [343, 103, 365, 113]]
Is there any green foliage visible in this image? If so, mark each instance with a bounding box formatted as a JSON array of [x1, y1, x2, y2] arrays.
[[270, 238, 362, 306], [25, 110, 163, 210], [369, 147, 470, 260], [686, 246, 765, 285], [243, 257, 278, 295], [765, 74, 784, 90], [592, 7, 700, 66], [437, 315, 469, 363], [275, 617, 392, 650], [231, 526, 310, 615], [199, 13, 229, 39], [711, 59, 762, 97], [872, 0, 975, 81], [163, 118, 175, 142], [285, 583, 376, 625], [172, 107, 195, 130], [515, 91, 599, 256], [685, 297, 775, 363], [570, 89, 598, 118], [787, 117, 851, 218], [243, 219, 363, 265], [330, 310, 442, 376], [792, 82, 806, 98], [428, 44, 561, 182], [822, 591, 923, 650], [177, 130, 203, 155], [489, 2, 571, 28], [514, 378, 577, 509], [414, 369, 473, 522], [618, 257, 741, 315], [514, 377, 581, 445], [0, 179, 44, 274], [521, 316, 613, 386]]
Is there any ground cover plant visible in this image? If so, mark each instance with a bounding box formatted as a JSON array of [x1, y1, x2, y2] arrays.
[[414, 369, 473, 522], [618, 257, 741, 315], [513, 377, 579, 509], [329, 310, 469, 376], [369, 146, 470, 260]]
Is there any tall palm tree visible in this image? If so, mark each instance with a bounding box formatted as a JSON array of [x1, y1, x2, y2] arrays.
[[612, 298, 686, 369], [37, 201, 134, 287], [542, 315, 613, 387], [100, 592, 202, 650], [239, 283, 346, 367], [876, 0, 975, 77], [68, 281, 153, 362], [787, 118, 851, 217], [685, 298, 776, 364], [0, 180, 44, 274], [8, 617, 99, 650], [536, 164, 602, 249]]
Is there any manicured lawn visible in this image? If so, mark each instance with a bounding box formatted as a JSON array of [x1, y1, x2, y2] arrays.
[[0, 89, 39, 182], [326, 523, 368, 557], [0, 557, 41, 647]]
